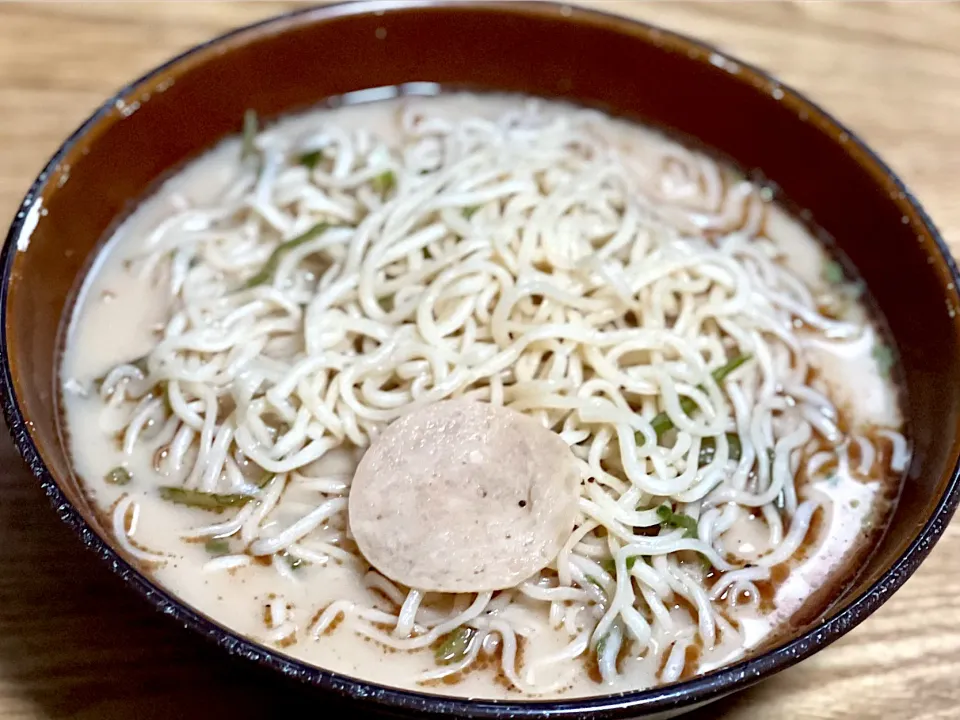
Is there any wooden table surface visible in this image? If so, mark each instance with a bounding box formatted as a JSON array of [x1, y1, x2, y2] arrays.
[[1, 2, 959, 718]]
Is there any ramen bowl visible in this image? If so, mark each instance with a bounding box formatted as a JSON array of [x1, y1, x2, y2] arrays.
[[2, 2, 959, 718]]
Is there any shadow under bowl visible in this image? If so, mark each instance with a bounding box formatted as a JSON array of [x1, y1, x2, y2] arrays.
[[2, 2, 960, 718]]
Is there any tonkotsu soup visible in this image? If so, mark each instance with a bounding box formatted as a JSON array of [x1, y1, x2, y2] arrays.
[[60, 93, 909, 699]]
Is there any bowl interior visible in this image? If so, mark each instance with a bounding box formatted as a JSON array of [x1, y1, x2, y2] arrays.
[[4, 1, 960, 716]]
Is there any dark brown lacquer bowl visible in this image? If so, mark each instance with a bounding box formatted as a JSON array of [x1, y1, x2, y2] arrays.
[[2, 2, 959, 718]]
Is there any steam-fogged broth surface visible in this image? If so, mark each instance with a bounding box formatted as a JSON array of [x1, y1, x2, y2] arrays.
[[61, 94, 908, 698]]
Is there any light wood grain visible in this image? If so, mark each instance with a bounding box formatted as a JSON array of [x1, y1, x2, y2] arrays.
[[0, 2, 958, 718]]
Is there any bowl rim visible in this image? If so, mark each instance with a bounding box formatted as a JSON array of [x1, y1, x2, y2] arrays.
[[2, 1, 959, 717]]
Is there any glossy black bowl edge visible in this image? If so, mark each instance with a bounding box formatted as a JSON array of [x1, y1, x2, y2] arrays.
[[1, 2, 959, 719]]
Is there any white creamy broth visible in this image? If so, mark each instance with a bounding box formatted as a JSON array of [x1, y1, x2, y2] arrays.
[[61, 93, 908, 699]]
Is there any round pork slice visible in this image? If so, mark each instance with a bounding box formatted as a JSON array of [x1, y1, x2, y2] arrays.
[[348, 398, 582, 593]]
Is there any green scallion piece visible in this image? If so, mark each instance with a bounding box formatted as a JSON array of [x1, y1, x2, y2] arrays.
[[298, 149, 324, 170], [434, 626, 477, 665], [872, 342, 895, 378], [657, 504, 698, 539], [204, 538, 231, 556], [240, 222, 334, 290], [711, 353, 751, 384], [585, 575, 604, 589], [241, 109, 259, 162], [601, 555, 639, 575], [822, 260, 845, 285], [641, 354, 752, 441], [104, 466, 132, 485], [278, 550, 306, 571], [699, 433, 743, 466], [371, 170, 396, 195], [159, 486, 255, 512], [596, 633, 609, 657]]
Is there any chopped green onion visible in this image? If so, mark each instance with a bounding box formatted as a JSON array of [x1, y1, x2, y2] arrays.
[[822, 260, 845, 285], [649, 408, 684, 438], [298, 149, 324, 170], [240, 222, 335, 289], [657, 504, 698, 539], [279, 550, 306, 571], [104, 466, 132, 485], [699, 433, 743, 466], [371, 170, 396, 195], [601, 555, 639, 575], [711, 353, 752, 384], [434, 626, 477, 665], [159, 486, 256, 512], [595, 633, 609, 657], [642, 354, 752, 440], [872, 342, 894, 378], [463, 205, 480, 219], [204, 538, 231, 556], [241, 109, 259, 162]]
